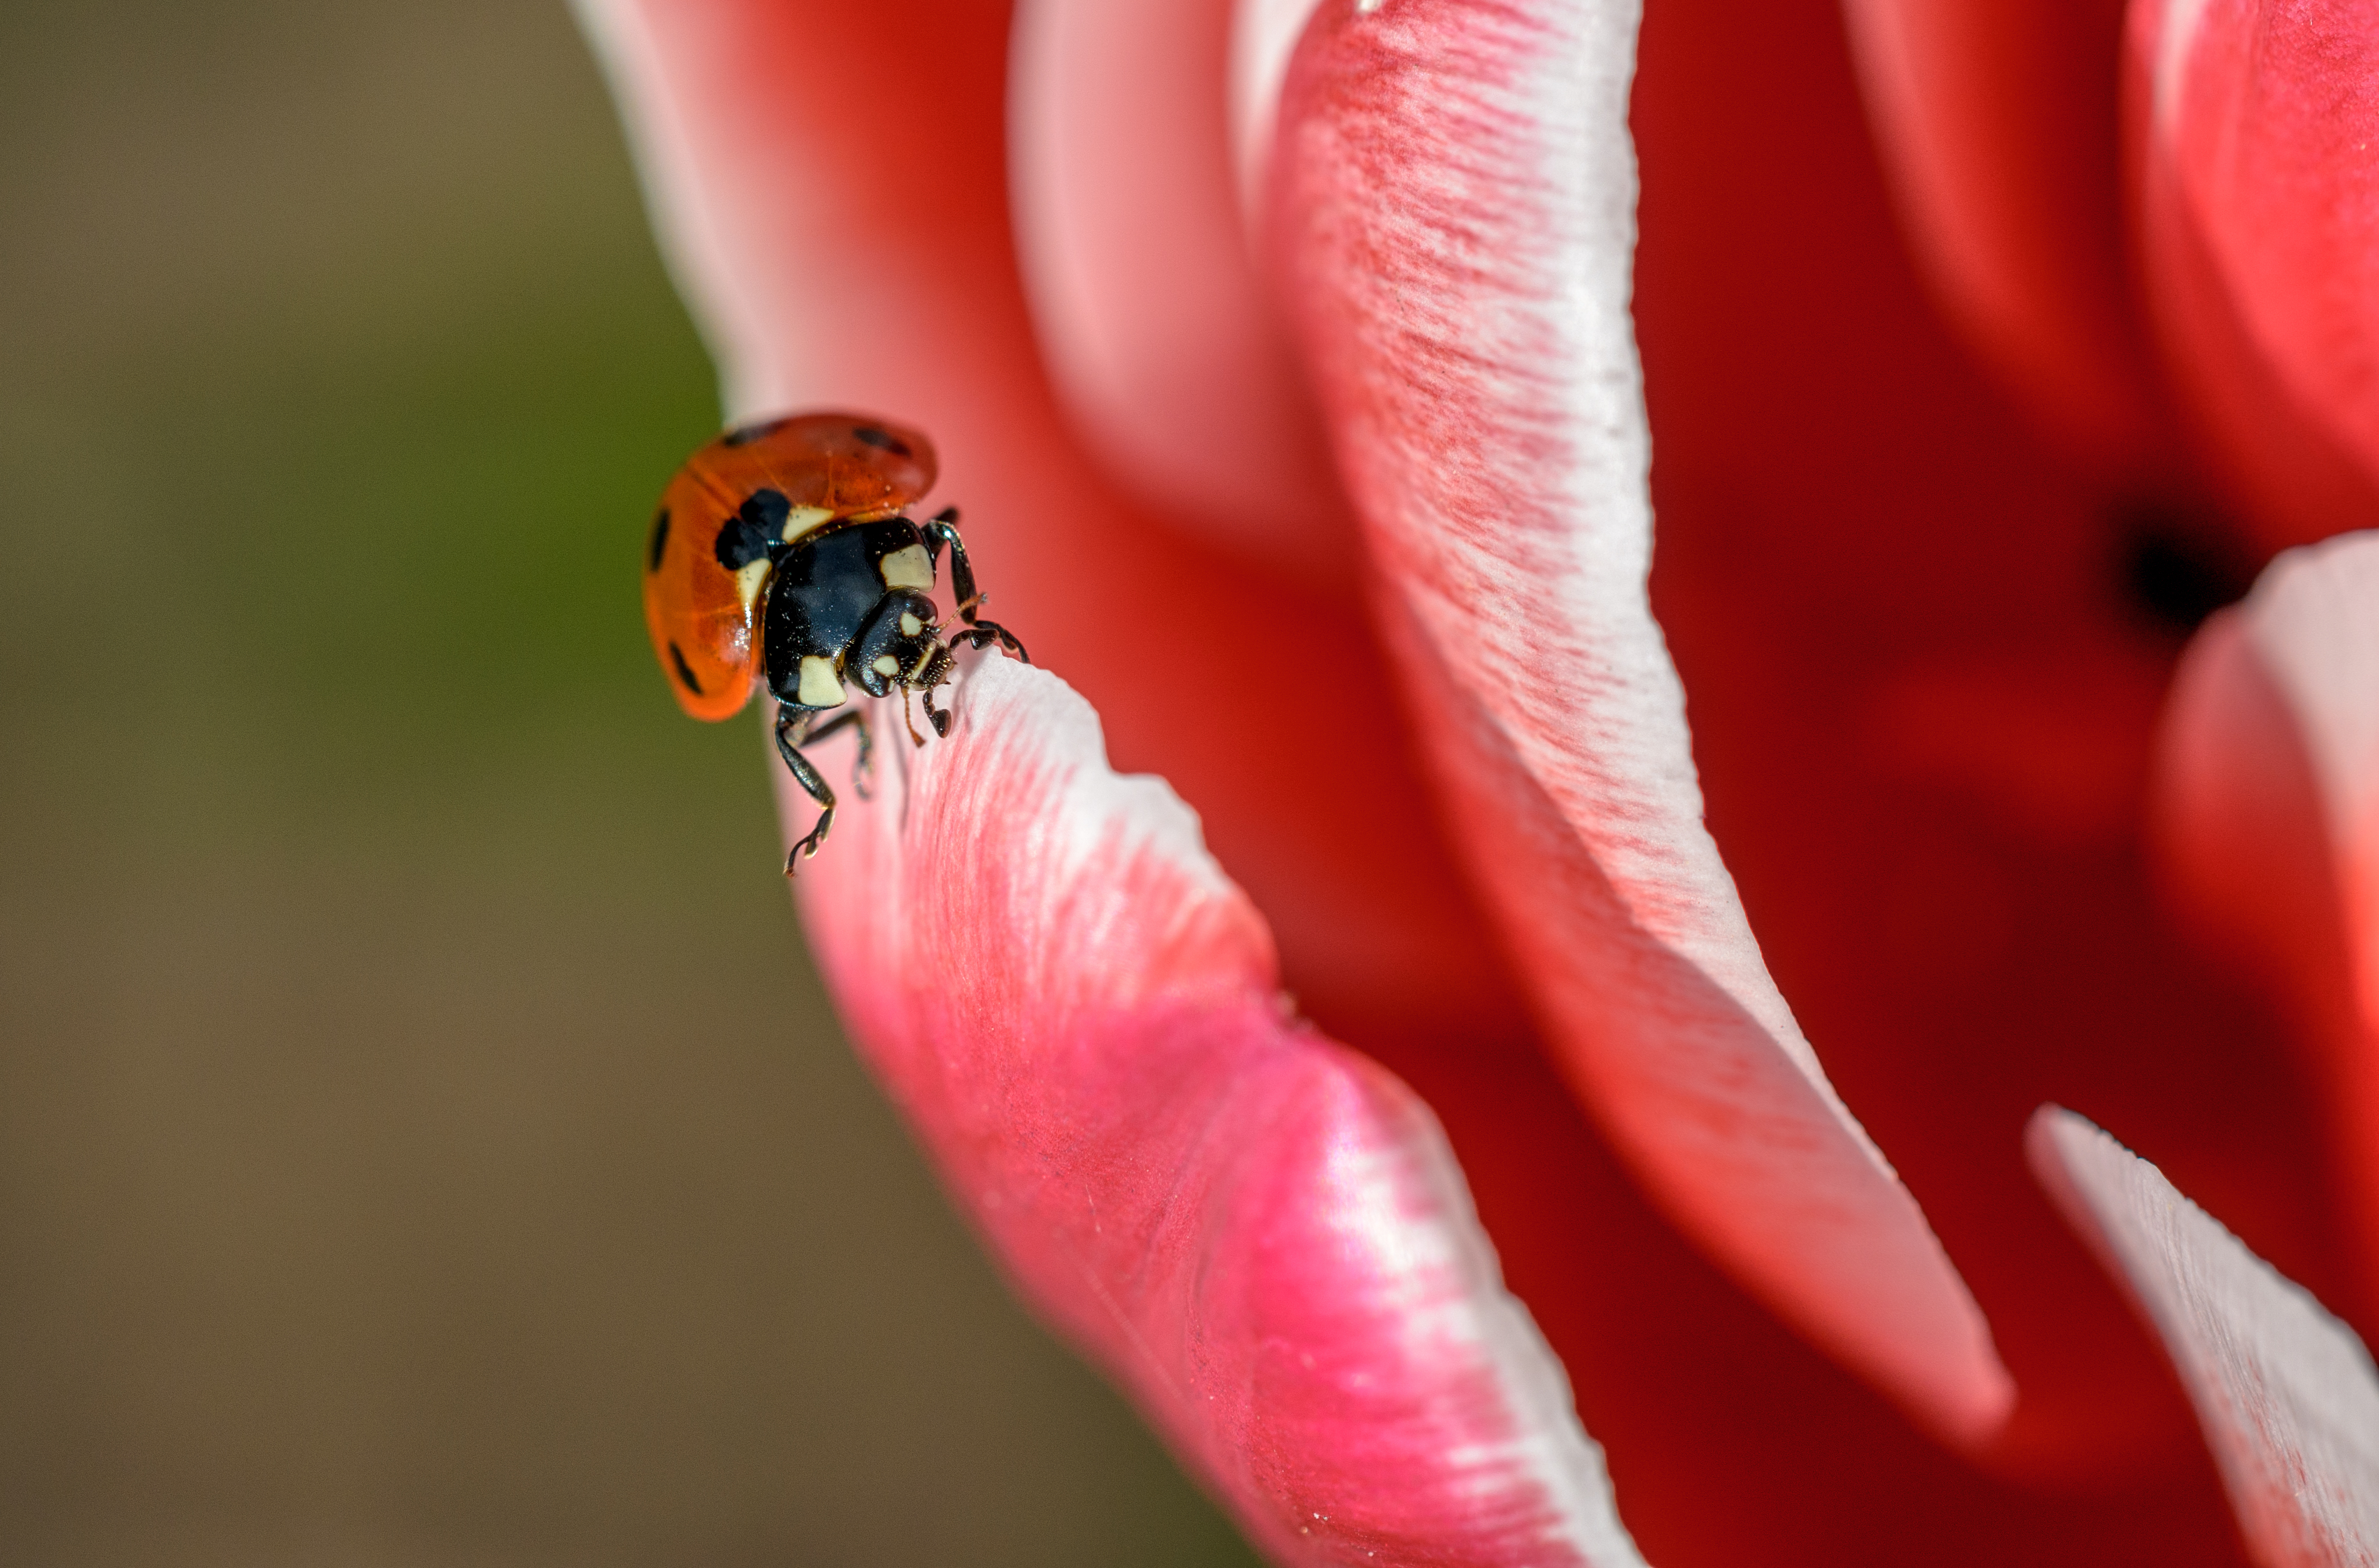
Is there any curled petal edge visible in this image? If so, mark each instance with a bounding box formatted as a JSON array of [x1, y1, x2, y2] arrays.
[[1009, 0, 1357, 589], [1836, 0, 2172, 476], [1263, 0, 2014, 1445], [2129, 0, 2379, 548], [2152, 531, 2379, 1287], [780, 656, 1649, 1568], [2029, 1106, 2379, 1567]]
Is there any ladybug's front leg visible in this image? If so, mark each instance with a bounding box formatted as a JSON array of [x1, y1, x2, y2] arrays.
[[800, 703, 875, 799], [949, 623, 1030, 662], [775, 704, 864, 871], [924, 509, 1031, 663], [921, 508, 979, 619]]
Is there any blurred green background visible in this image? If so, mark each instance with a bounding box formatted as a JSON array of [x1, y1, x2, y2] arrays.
[[0, 2, 1261, 1562]]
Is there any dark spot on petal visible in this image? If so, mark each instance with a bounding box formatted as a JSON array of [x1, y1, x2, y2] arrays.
[[852, 425, 911, 457], [2113, 501, 2259, 636], [668, 641, 704, 696], [647, 507, 670, 573], [722, 417, 786, 448], [716, 488, 791, 570]]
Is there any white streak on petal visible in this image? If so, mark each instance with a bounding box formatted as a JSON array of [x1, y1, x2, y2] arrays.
[[789, 659, 1651, 1566], [1229, 0, 1329, 233], [1266, 0, 2011, 1443], [1010, 0, 1353, 584], [2030, 1107, 2379, 1568], [2151, 0, 2216, 134], [2238, 534, 2379, 857]]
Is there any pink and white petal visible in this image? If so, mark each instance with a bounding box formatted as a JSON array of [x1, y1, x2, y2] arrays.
[[1261, 0, 2013, 1445], [2224, 534, 2379, 1053], [2029, 1107, 2379, 1567], [2153, 532, 2379, 1278], [1010, 0, 1357, 590], [1838, 0, 2174, 476], [576, 0, 1527, 1061], [782, 656, 1648, 1568], [2130, 0, 2379, 550]]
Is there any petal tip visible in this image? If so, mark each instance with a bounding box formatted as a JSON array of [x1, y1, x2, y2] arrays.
[[2028, 1103, 2379, 1566]]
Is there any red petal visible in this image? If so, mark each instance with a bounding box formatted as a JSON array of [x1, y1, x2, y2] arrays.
[[1839, 0, 2176, 476], [781, 657, 1649, 1568], [1628, 0, 2339, 1479], [1263, 0, 2011, 1444], [2030, 1107, 2379, 1565], [2152, 532, 2379, 1291], [1010, 0, 1358, 590], [2130, 0, 2379, 550]]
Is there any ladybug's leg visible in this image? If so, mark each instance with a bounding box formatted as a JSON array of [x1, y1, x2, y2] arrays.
[[775, 704, 844, 871], [911, 643, 958, 740], [920, 511, 986, 624], [801, 703, 874, 799], [923, 511, 1031, 663], [950, 622, 1030, 663]]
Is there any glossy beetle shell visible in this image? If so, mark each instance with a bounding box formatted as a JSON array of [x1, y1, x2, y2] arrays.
[[641, 412, 938, 720]]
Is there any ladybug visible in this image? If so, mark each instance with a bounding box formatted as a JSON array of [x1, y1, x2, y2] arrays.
[[642, 411, 1027, 870]]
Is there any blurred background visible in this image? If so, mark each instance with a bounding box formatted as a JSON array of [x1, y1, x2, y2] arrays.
[[0, 2, 1262, 1562]]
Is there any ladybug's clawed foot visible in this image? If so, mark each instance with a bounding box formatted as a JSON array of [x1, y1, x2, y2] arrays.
[[952, 620, 1029, 663], [922, 686, 951, 739], [775, 704, 844, 867], [784, 809, 833, 874]]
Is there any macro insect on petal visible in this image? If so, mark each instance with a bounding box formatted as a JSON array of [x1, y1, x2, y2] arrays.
[[640, 410, 1027, 869]]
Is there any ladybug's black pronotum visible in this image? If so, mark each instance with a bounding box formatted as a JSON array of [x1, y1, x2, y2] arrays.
[[640, 411, 1027, 870]]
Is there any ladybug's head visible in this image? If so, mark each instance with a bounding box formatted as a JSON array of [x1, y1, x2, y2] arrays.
[[849, 589, 956, 704]]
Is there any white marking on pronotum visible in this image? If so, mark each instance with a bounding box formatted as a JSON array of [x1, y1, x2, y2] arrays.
[[872, 655, 901, 678], [797, 655, 845, 708], [898, 611, 923, 637], [879, 543, 934, 591], [734, 557, 772, 612], [780, 504, 834, 543]]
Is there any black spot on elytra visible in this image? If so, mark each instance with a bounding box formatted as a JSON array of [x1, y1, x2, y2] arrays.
[[722, 417, 786, 448], [852, 425, 911, 457], [647, 507, 670, 572], [668, 641, 704, 696], [2113, 503, 2259, 636], [716, 488, 791, 570]]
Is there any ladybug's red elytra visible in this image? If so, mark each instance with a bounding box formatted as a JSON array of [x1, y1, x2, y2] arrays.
[[640, 411, 1027, 870]]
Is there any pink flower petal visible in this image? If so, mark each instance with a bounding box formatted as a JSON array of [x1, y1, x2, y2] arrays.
[[2029, 1106, 2379, 1567], [1837, 0, 2174, 476], [575, 0, 1526, 1063], [1262, 0, 2012, 1444], [2130, 0, 2379, 550], [781, 655, 1648, 1568], [1010, 0, 1357, 589], [2153, 532, 2379, 1282]]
